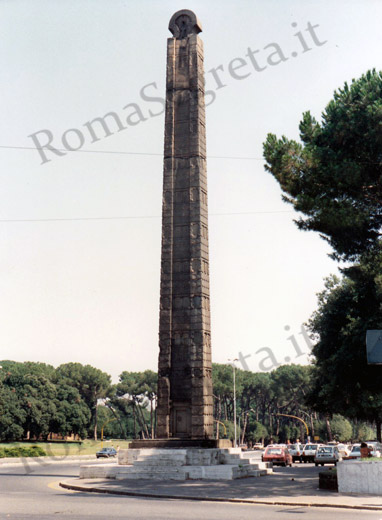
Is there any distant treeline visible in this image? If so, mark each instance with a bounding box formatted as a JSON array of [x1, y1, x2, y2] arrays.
[[0, 361, 376, 443]]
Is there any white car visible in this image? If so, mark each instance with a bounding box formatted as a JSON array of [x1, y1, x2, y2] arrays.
[[302, 443, 323, 463], [288, 443, 304, 463], [314, 445, 342, 466], [337, 444, 352, 457], [346, 443, 382, 459], [365, 441, 382, 457]]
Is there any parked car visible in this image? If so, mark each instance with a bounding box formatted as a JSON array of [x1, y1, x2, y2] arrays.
[[343, 444, 362, 460], [365, 441, 382, 457], [261, 445, 293, 466], [301, 444, 321, 463], [314, 445, 342, 466], [253, 443, 264, 450], [344, 443, 382, 460], [337, 444, 352, 457], [288, 443, 304, 463], [96, 447, 117, 459]]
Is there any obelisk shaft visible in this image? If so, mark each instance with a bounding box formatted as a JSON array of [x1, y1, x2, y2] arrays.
[[157, 10, 213, 439]]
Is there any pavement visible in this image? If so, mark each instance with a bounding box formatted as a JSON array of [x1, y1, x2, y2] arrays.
[[0, 454, 97, 467], [60, 464, 382, 511]]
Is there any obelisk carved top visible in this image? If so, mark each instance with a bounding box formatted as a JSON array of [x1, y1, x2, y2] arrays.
[[168, 9, 202, 38]]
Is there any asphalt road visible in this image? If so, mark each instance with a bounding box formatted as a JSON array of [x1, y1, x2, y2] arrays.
[[0, 462, 381, 520]]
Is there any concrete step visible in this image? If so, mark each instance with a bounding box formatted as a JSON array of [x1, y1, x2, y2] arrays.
[[136, 452, 186, 460], [136, 456, 186, 462], [232, 465, 270, 478], [237, 459, 269, 467], [134, 457, 186, 466], [240, 451, 259, 458], [134, 459, 184, 467], [224, 457, 271, 468], [80, 465, 119, 479], [126, 466, 185, 474]]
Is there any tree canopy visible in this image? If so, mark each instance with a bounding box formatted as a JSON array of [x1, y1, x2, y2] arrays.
[[263, 69, 382, 261], [306, 249, 382, 438], [0, 361, 91, 440], [263, 69, 382, 441], [55, 362, 112, 439], [0, 360, 377, 443]]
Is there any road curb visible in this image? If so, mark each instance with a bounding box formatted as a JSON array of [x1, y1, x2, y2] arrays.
[[59, 480, 382, 511]]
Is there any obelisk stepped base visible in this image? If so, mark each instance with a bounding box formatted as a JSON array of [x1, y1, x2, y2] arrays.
[[79, 448, 273, 481]]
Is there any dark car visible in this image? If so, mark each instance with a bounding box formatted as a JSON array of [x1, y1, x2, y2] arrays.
[[96, 447, 117, 459], [261, 446, 293, 467]]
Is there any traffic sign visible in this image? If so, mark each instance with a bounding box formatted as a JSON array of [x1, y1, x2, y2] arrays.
[[366, 330, 382, 364]]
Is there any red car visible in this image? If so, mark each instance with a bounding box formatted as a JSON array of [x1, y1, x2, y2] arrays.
[[261, 445, 293, 467]]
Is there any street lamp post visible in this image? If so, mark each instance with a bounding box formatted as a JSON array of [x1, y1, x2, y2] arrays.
[[298, 409, 314, 442], [228, 359, 239, 448]]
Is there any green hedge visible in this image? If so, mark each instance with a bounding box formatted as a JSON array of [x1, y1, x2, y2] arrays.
[[0, 445, 47, 458]]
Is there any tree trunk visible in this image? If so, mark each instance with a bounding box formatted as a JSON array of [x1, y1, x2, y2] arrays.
[[150, 399, 154, 439], [216, 398, 220, 439], [276, 417, 280, 437], [310, 414, 315, 438], [110, 407, 126, 439], [376, 419, 381, 442], [269, 407, 273, 437], [299, 424, 305, 443], [133, 404, 137, 439], [136, 400, 149, 438], [261, 404, 266, 424], [154, 400, 157, 439], [93, 403, 98, 441], [325, 415, 332, 442], [241, 413, 248, 444]]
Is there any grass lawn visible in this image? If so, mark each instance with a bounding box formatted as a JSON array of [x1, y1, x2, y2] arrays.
[[0, 439, 132, 457]]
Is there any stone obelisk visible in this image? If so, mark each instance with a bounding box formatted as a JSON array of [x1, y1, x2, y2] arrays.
[[156, 9, 214, 440]]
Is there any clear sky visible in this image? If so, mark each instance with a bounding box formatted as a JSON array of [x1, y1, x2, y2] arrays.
[[1, 0, 381, 381]]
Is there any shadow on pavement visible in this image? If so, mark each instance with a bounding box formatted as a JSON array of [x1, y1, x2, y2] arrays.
[[70, 465, 337, 501]]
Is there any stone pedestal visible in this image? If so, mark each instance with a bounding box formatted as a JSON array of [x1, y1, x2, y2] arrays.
[[80, 448, 273, 481]]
